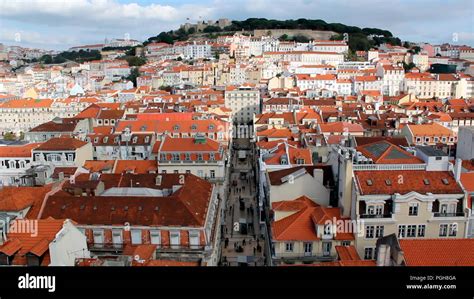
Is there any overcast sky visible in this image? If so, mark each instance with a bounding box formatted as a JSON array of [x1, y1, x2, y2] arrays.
[[0, 0, 473, 50]]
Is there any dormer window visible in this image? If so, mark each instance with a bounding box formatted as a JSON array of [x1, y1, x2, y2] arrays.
[[173, 125, 180, 131], [209, 153, 215, 161], [185, 153, 191, 161], [160, 153, 167, 161], [145, 136, 150, 143], [103, 137, 108, 143], [172, 153, 180, 161], [280, 156, 288, 165], [191, 124, 197, 130], [132, 136, 138, 144], [197, 153, 203, 161], [296, 158, 305, 165]]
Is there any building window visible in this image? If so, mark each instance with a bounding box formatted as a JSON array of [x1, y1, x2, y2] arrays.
[[210, 170, 215, 178], [150, 230, 161, 245], [189, 231, 200, 249], [131, 229, 142, 245], [365, 226, 375, 239], [407, 225, 417, 237], [449, 224, 457, 237], [341, 241, 351, 246], [364, 247, 374, 260], [112, 230, 123, 247], [375, 226, 384, 238], [367, 205, 383, 216], [439, 224, 448, 237], [170, 232, 180, 249], [47, 154, 62, 162], [417, 225, 426, 237], [185, 153, 191, 161], [408, 203, 418, 216], [93, 229, 104, 247], [322, 242, 332, 256], [285, 242, 294, 252], [304, 242, 312, 254], [398, 225, 406, 238]]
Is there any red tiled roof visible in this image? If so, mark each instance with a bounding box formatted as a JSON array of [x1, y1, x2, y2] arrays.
[[318, 122, 364, 133], [142, 260, 200, 266], [41, 174, 213, 227], [113, 160, 158, 174], [160, 137, 220, 152], [354, 170, 463, 195], [0, 219, 67, 265], [272, 197, 352, 242], [400, 239, 474, 266], [356, 140, 424, 164], [335, 245, 362, 261], [0, 185, 53, 212], [407, 123, 454, 137], [34, 137, 88, 151], [83, 160, 115, 172], [0, 143, 42, 157]]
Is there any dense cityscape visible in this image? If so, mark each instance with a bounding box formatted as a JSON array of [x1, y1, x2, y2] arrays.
[[0, 12, 473, 272]]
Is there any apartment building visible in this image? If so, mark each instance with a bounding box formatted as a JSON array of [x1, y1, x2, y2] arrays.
[[351, 169, 467, 260], [224, 85, 260, 124], [156, 135, 227, 181], [39, 173, 222, 266], [270, 196, 354, 265], [401, 123, 457, 146]]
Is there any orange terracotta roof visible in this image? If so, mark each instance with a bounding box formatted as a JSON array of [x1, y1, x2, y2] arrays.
[[400, 239, 474, 266], [272, 197, 352, 242], [83, 160, 115, 172], [41, 174, 213, 227], [335, 246, 361, 261], [142, 260, 200, 266], [113, 160, 158, 174], [319, 122, 364, 133], [356, 140, 424, 164], [407, 123, 454, 137], [355, 170, 463, 195], [0, 143, 42, 157], [160, 137, 220, 152], [0, 219, 67, 265], [34, 137, 88, 151], [0, 185, 53, 212]]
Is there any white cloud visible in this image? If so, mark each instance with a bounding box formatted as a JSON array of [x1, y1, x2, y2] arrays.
[[0, 0, 472, 49], [0, 0, 214, 28]]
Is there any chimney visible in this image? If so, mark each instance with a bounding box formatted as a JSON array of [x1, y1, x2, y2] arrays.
[[454, 158, 462, 181], [155, 175, 162, 186]]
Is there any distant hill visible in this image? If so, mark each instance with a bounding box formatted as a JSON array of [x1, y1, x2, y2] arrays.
[[144, 18, 402, 52]]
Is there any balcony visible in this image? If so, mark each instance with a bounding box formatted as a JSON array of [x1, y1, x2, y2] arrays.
[[89, 243, 205, 253], [360, 213, 392, 219], [433, 212, 465, 218]]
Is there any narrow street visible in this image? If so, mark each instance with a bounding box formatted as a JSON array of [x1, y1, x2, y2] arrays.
[[220, 138, 266, 266]]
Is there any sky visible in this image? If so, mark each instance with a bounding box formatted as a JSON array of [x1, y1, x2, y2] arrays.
[[0, 0, 473, 50]]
